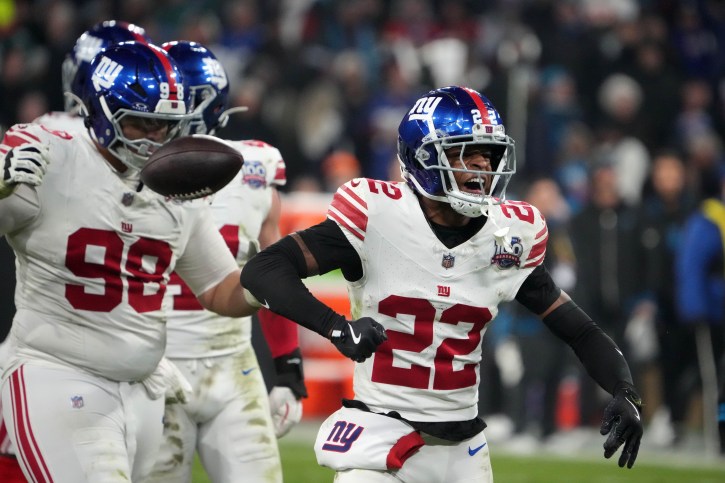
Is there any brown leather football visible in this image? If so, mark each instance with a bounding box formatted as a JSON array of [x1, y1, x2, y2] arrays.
[[141, 135, 243, 200]]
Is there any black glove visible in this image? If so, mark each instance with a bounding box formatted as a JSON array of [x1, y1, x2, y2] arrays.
[[273, 348, 308, 399], [600, 381, 643, 468], [328, 317, 387, 362]]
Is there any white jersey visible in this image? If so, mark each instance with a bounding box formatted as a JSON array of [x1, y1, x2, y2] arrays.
[[327, 179, 548, 422], [164, 139, 286, 359], [32, 111, 86, 135], [0, 123, 238, 382]]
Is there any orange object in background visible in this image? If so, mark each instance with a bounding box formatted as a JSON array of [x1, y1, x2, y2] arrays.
[[279, 192, 355, 420]]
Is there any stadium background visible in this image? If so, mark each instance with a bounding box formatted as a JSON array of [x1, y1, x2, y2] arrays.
[[2, 0, 725, 480]]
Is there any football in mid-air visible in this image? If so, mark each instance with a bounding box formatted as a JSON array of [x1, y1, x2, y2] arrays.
[[141, 134, 243, 200]]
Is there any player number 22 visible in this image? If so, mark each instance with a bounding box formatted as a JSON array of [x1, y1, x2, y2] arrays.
[[371, 295, 492, 390]]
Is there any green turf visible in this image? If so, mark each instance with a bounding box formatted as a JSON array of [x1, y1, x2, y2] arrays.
[[192, 440, 725, 483]]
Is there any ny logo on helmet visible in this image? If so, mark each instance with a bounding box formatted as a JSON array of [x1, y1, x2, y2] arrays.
[[408, 96, 442, 121], [202, 58, 228, 90], [92, 56, 123, 91]]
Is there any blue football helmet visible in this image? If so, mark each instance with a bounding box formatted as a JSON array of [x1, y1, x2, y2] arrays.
[[62, 20, 151, 113], [397, 86, 516, 217], [81, 41, 192, 170], [161, 41, 230, 135]]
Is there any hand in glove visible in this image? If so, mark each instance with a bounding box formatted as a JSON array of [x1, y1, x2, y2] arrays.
[[600, 382, 643, 468], [270, 348, 307, 438], [269, 386, 303, 438], [328, 317, 387, 362], [1, 143, 50, 198]]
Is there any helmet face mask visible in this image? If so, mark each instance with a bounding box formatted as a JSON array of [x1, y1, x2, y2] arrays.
[[398, 86, 516, 217], [82, 41, 192, 171], [162, 41, 230, 136]]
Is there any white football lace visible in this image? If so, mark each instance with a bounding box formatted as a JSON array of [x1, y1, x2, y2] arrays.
[[169, 187, 213, 200]]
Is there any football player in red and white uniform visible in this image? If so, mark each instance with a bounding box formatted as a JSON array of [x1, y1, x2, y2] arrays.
[[146, 42, 306, 483], [0, 41, 259, 483], [0, 21, 154, 483], [242, 86, 644, 482]]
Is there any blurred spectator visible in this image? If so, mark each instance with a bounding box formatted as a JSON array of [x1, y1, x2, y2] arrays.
[[593, 73, 651, 206], [569, 162, 644, 426], [501, 178, 577, 442], [684, 130, 725, 200], [633, 151, 698, 436], [526, 66, 583, 180], [675, 164, 725, 455], [554, 122, 595, 215]]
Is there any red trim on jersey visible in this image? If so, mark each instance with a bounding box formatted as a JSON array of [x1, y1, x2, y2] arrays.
[[258, 308, 299, 358], [273, 164, 286, 183], [462, 87, 490, 123], [2, 130, 41, 149], [329, 192, 368, 235], [10, 367, 53, 482], [341, 184, 367, 209], [147, 44, 179, 100], [328, 211, 364, 241], [534, 226, 547, 240], [0, 455, 25, 483], [527, 233, 548, 262], [386, 431, 425, 470]]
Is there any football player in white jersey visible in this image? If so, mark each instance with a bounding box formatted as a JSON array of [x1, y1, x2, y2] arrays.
[[0, 20, 154, 482], [242, 86, 644, 482], [0, 41, 259, 483], [146, 41, 307, 483]]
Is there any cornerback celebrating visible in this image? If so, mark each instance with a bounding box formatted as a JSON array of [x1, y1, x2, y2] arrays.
[[0, 41, 258, 482], [242, 86, 643, 482]]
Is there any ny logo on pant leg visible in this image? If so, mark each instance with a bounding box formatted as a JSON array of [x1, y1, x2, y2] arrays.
[[322, 420, 364, 453]]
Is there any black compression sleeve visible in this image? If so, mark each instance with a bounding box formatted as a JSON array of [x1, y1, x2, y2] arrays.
[[515, 264, 561, 314], [297, 219, 363, 281], [542, 301, 633, 395], [240, 234, 346, 338]]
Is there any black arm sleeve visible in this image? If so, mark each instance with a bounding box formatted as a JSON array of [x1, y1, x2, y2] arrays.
[[515, 264, 561, 314], [542, 301, 633, 395], [240, 219, 361, 338]]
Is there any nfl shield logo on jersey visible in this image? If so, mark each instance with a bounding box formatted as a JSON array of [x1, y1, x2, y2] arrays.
[[441, 253, 455, 269], [70, 395, 84, 409]]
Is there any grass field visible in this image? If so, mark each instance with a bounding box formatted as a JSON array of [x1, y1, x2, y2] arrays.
[[191, 438, 725, 483]]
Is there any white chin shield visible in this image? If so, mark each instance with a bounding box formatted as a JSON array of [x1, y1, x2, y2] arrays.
[[448, 196, 486, 217]]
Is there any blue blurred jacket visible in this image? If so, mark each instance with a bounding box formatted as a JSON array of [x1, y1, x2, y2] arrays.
[[676, 198, 725, 325]]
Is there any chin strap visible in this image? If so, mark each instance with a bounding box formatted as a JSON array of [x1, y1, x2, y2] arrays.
[[481, 197, 513, 253]]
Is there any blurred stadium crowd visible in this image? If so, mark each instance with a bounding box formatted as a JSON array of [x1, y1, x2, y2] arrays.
[[1, 0, 725, 455]]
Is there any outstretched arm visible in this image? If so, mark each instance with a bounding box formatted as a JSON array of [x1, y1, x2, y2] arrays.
[[241, 219, 386, 362], [516, 266, 643, 468]]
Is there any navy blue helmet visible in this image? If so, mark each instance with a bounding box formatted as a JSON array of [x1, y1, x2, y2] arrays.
[[62, 20, 151, 113], [397, 86, 516, 217], [81, 41, 192, 170], [162, 41, 230, 135]]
